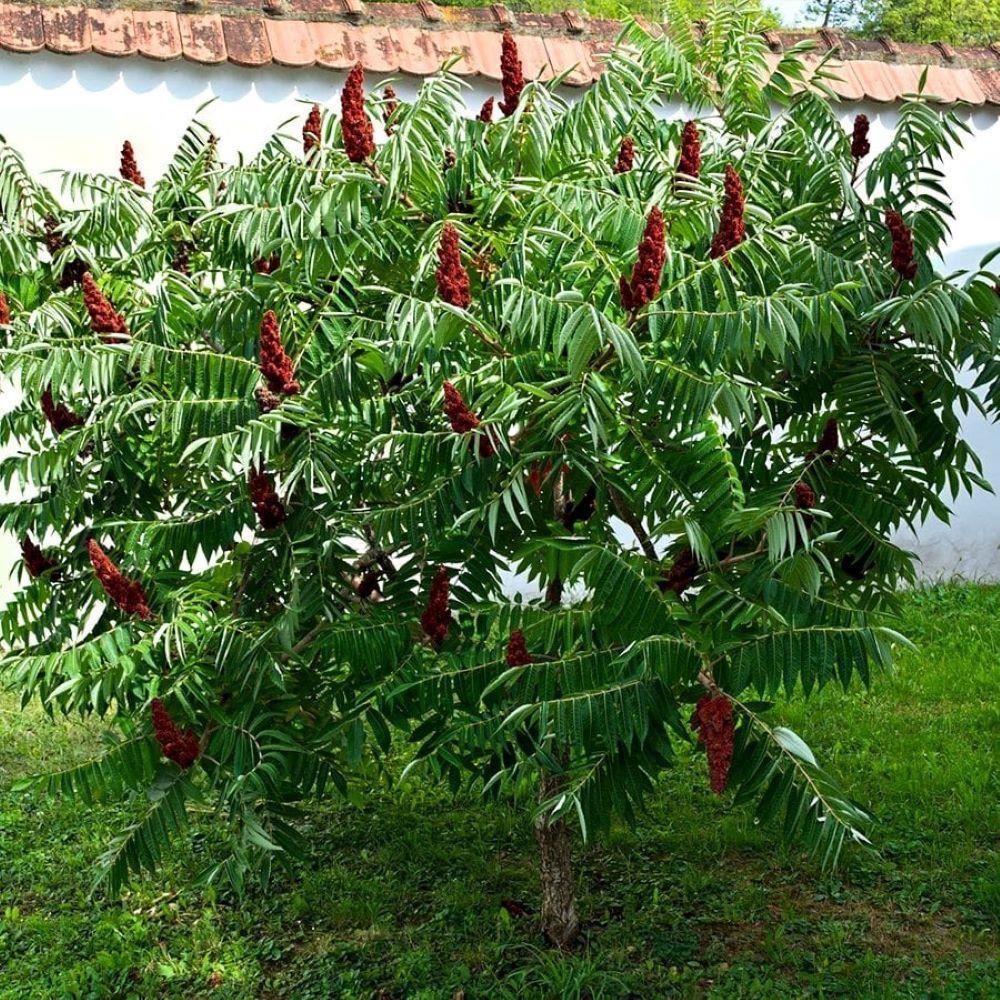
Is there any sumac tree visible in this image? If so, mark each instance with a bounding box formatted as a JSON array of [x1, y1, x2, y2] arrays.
[[2, 1, 999, 946]]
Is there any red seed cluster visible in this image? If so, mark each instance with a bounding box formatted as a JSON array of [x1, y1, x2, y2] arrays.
[[0, 292, 9, 325], [885, 209, 917, 281], [254, 254, 281, 275], [506, 629, 534, 666], [478, 97, 495, 123], [82, 273, 128, 342], [691, 694, 734, 794], [435, 224, 472, 309], [303, 104, 322, 154], [619, 207, 666, 311], [794, 481, 816, 510], [151, 699, 200, 769], [710, 164, 746, 261], [119, 141, 145, 188], [850, 114, 871, 159], [676, 120, 702, 181], [383, 86, 398, 131], [662, 547, 699, 596], [420, 565, 451, 648], [614, 137, 634, 175], [499, 31, 524, 117], [528, 459, 553, 498], [40, 386, 84, 434], [87, 539, 152, 620], [816, 417, 839, 455], [248, 466, 286, 530], [443, 380, 495, 456], [258, 310, 300, 396], [21, 536, 56, 579], [341, 62, 375, 163]]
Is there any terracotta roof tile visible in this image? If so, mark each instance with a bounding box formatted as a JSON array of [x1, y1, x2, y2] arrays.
[[0, 3, 995, 108], [133, 10, 181, 60], [89, 8, 137, 58], [43, 5, 90, 54], [265, 18, 316, 67], [0, 3, 44, 53], [221, 15, 271, 67], [178, 12, 226, 64]]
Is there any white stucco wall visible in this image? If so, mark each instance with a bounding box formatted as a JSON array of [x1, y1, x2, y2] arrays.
[[0, 51, 998, 589]]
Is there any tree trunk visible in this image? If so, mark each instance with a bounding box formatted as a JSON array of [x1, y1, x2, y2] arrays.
[[534, 769, 579, 949]]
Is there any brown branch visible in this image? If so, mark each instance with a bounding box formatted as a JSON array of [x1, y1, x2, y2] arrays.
[[608, 486, 658, 562]]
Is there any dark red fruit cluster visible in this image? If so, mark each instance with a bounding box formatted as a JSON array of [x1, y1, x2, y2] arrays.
[[248, 466, 286, 529], [303, 104, 322, 154], [171, 242, 192, 275], [40, 386, 83, 434], [794, 481, 816, 510], [499, 31, 524, 117], [691, 694, 734, 794], [87, 539, 152, 620], [478, 97, 494, 123], [710, 164, 746, 260], [676, 120, 701, 181], [614, 137, 634, 175], [436, 224, 472, 309], [82, 272, 128, 341], [619, 207, 666, 311], [119, 141, 145, 188], [151, 699, 200, 768], [850, 114, 870, 159], [383, 86, 398, 130], [506, 629, 534, 666], [885, 209, 917, 281], [662, 547, 699, 596], [443, 381, 494, 456], [816, 417, 839, 455], [0, 292, 9, 325], [341, 62, 375, 163], [254, 254, 281, 275], [259, 310, 300, 396], [21, 536, 56, 578], [420, 565, 451, 648]]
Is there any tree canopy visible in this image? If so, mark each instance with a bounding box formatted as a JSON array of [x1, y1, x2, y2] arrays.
[[1, 0, 998, 945]]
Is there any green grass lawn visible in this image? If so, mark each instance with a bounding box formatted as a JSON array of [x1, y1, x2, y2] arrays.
[[1, 583, 998, 998]]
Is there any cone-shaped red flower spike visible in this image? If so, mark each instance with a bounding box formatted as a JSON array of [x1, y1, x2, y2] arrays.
[[662, 546, 699, 596], [341, 62, 375, 163], [850, 114, 870, 160], [885, 209, 917, 281], [0, 292, 9, 325], [420, 565, 451, 648], [21, 536, 56, 579], [303, 104, 322, 154], [691, 694, 734, 794], [258, 310, 300, 396], [794, 481, 816, 510], [383, 86, 399, 131], [676, 120, 701, 181], [614, 137, 634, 175], [619, 207, 666, 311], [710, 164, 746, 261], [817, 417, 839, 455], [87, 539, 152, 620], [40, 387, 83, 434], [82, 273, 128, 342], [151, 699, 200, 768], [119, 141, 145, 188], [506, 629, 534, 666], [254, 253, 281, 275], [443, 381, 495, 456], [478, 97, 495, 123], [499, 31, 524, 117], [248, 466, 286, 530], [435, 224, 472, 309]]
